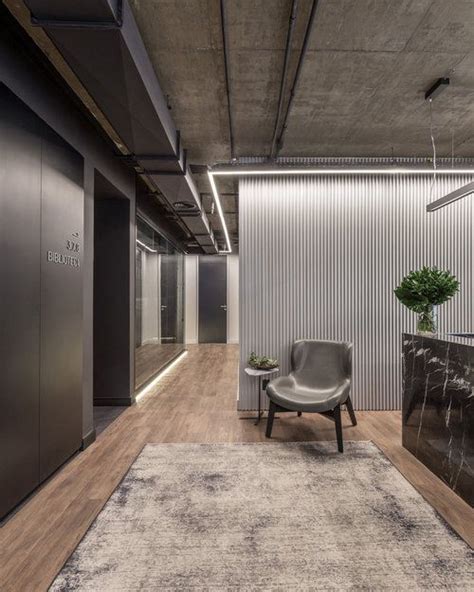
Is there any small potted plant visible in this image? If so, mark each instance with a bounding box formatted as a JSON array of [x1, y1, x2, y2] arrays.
[[394, 266, 460, 335], [248, 352, 279, 371]]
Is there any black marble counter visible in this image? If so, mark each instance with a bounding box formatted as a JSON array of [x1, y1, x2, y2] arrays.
[[402, 333, 473, 506]]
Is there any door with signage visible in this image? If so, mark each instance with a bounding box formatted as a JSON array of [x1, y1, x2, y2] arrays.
[[199, 256, 227, 343]]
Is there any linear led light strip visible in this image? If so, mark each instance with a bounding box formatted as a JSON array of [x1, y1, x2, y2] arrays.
[[208, 168, 474, 247], [136, 239, 157, 253], [207, 171, 233, 253], [211, 168, 474, 176], [135, 350, 188, 402]]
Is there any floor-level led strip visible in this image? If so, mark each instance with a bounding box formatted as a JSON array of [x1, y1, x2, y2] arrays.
[[135, 350, 188, 402]]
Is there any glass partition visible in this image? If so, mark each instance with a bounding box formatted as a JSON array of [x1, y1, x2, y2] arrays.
[[135, 216, 184, 390]]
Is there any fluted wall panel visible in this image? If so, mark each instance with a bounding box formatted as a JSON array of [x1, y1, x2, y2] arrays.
[[239, 174, 474, 410]]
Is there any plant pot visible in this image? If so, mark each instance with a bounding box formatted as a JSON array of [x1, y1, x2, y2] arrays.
[[417, 306, 438, 336]]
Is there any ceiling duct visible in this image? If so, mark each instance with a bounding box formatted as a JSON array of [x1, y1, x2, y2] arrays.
[[24, 0, 217, 253]]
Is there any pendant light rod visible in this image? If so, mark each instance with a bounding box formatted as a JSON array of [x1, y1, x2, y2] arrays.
[[426, 181, 474, 212]]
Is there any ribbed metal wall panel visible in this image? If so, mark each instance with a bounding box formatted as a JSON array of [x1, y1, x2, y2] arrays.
[[239, 174, 474, 410]]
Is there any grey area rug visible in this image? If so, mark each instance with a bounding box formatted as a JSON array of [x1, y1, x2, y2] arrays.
[[50, 442, 473, 591]]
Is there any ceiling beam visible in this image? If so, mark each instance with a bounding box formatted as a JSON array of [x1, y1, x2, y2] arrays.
[[270, 0, 299, 159], [275, 0, 320, 158], [220, 0, 234, 159]]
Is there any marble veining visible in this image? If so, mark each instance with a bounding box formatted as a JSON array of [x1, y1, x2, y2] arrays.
[[403, 333, 474, 506]]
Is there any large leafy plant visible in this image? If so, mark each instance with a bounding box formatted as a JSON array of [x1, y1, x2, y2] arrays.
[[394, 266, 459, 333]]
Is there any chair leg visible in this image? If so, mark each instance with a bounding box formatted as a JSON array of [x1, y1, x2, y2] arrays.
[[334, 404, 343, 453], [297, 411, 302, 417], [345, 396, 357, 426], [266, 401, 276, 438]]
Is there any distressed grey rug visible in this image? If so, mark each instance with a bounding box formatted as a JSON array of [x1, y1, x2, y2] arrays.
[[50, 442, 473, 591]]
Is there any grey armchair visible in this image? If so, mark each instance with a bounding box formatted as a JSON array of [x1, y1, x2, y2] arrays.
[[265, 339, 356, 452]]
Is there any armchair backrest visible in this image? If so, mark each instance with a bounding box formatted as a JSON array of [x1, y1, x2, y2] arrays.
[[290, 339, 352, 390]]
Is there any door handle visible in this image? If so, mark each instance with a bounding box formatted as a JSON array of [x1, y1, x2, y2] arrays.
[[220, 305, 227, 309]]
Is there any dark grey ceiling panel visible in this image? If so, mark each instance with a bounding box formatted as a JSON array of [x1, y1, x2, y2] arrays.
[[27, 0, 120, 23], [24, 0, 217, 253], [25, 0, 176, 155]]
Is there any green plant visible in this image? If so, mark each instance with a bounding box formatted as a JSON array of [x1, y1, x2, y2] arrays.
[[394, 266, 460, 333], [248, 352, 278, 370]]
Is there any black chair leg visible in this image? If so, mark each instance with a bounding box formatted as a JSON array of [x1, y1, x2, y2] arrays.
[[266, 401, 276, 438], [346, 396, 357, 426], [334, 404, 343, 453], [297, 411, 302, 417]]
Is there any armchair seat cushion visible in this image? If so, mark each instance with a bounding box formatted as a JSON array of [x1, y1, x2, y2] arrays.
[[266, 375, 350, 413]]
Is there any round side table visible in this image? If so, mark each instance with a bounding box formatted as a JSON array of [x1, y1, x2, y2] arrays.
[[241, 367, 279, 425]]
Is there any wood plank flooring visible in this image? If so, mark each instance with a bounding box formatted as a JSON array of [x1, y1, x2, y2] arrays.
[[0, 344, 472, 592]]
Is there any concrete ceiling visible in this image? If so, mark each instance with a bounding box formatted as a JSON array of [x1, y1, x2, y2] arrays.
[[129, 0, 474, 248], [5, 0, 474, 250]]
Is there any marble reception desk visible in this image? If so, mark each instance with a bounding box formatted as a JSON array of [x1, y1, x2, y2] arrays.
[[402, 333, 473, 506]]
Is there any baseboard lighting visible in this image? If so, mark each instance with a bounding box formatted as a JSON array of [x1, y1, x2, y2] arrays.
[[135, 350, 188, 402]]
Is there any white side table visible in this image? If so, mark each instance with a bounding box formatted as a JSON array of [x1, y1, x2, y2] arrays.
[[241, 367, 279, 425]]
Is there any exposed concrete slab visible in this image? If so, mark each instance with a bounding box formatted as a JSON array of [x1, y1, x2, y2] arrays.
[[15, 0, 474, 247], [404, 0, 474, 53], [310, 0, 433, 52], [225, 0, 293, 156], [130, 0, 231, 164], [282, 0, 474, 157]]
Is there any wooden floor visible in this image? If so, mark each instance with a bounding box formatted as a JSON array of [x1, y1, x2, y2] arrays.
[[0, 345, 472, 591]]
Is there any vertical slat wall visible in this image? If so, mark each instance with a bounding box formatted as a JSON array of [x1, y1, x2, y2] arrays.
[[239, 174, 473, 410]]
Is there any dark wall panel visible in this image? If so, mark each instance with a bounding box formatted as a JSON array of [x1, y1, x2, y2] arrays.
[[94, 193, 131, 405], [39, 127, 84, 481], [0, 85, 41, 518], [0, 7, 136, 439], [0, 83, 84, 516]]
